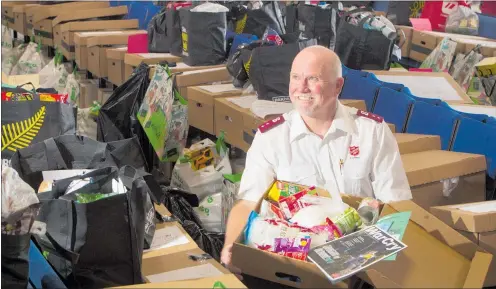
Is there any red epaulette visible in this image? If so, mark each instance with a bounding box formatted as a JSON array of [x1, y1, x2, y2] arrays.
[[258, 116, 285, 133], [357, 110, 384, 123]]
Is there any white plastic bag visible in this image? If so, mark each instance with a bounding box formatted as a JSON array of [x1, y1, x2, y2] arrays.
[[1, 25, 13, 59], [39, 55, 69, 92], [194, 193, 223, 232], [76, 108, 98, 140], [446, 4, 479, 35], [170, 138, 232, 201], [1, 28, 26, 75], [10, 42, 48, 75], [63, 72, 80, 106]]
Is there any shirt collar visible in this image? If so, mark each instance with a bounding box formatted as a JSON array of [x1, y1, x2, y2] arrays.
[[289, 101, 358, 143]]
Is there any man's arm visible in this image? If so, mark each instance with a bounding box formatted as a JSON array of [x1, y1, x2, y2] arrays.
[[223, 132, 276, 248], [371, 122, 412, 202]]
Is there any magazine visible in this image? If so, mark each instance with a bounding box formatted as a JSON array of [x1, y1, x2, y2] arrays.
[[307, 225, 407, 284], [375, 211, 411, 261]]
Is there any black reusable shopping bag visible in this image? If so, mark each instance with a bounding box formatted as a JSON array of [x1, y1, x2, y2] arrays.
[[1, 100, 76, 162], [297, 3, 338, 49], [179, 8, 227, 66], [148, 7, 170, 53], [167, 9, 184, 57], [34, 166, 155, 289], [10, 135, 148, 191], [1, 234, 31, 289], [249, 38, 318, 102], [233, 3, 285, 38], [334, 8, 397, 70]]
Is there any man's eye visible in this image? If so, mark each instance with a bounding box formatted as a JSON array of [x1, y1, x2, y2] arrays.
[[308, 76, 319, 83], [291, 75, 300, 81]]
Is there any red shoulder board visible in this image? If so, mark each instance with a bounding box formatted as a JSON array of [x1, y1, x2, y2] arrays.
[[357, 110, 384, 123], [258, 116, 285, 133]]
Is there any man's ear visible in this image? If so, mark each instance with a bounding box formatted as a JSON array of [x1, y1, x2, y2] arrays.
[[335, 77, 345, 96]]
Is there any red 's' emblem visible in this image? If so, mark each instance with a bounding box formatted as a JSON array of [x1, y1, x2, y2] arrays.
[[349, 146, 360, 157]]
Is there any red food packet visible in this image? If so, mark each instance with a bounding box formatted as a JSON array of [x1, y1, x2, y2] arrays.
[[273, 237, 311, 261], [268, 200, 285, 220], [279, 186, 315, 220], [2, 92, 70, 103]]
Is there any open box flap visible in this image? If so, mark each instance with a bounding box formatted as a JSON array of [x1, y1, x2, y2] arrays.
[[59, 19, 139, 33], [401, 150, 486, 186], [430, 201, 496, 233], [52, 5, 128, 26]]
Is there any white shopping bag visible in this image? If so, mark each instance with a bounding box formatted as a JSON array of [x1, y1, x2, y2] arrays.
[[10, 42, 48, 75], [63, 73, 80, 106], [39, 53, 69, 92], [76, 108, 98, 140], [170, 138, 232, 201], [194, 193, 223, 233]]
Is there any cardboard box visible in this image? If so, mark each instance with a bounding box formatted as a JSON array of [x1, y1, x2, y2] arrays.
[[59, 20, 138, 61], [142, 222, 198, 260], [130, 61, 225, 83], [79, 80, 99, 108], [463, 39, 496, 58], [97, 88, 113, 105], [111, 274, 247, 289], [142, 248, 230, 283], [431, 201, 496, 286], [232, 181, 492, 288], [154, 203, 171, 218], [402, 150, 487, 210], [387, 123, 396, 133], [25, 1, 109, 38], [173, 67, 231, 99], [85, 30, 147, 78], [395, 133, 441, 154], [2, 1, 30, 28], [395, 26, 413, 58], [106, 47, 128, 86], [409, 30, 438, 62], [12, 4, 39, 34], [187, 84, 245, 135], [370, 71, 471, 104], [124, 53, 183, 80]]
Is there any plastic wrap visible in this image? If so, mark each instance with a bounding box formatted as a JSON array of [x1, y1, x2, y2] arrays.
[[194, 193, 223, 233], [10, 42, 48, 75]]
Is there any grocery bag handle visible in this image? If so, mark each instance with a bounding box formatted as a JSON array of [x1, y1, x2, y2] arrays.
[[42, 231, 80, 265], [17, 82, 36, 93]]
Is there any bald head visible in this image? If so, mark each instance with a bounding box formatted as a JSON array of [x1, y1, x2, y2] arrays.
[[292, 45, 342, 81]]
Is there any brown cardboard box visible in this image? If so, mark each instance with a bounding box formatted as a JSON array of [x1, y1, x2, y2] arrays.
[[402, 150, 487, 210], [232, 182, 492, 288], [154, 203, 171, 218], [369, 71, 471, 103], [25, 1, 109, 39], [52, 6, 130, 47], [111, 274, 247, 288], [2, 1, 29, 28], [431, 201, 496, 286], [60, 20, 138, 61], [12, 4, 39, 34], [97, 88, 113, 105], [85, 30, 147, 78], [123, 53, 183, 79], [79, 80, 99, 108], [409, 30, 438, 62], [142, 222, 198, 260], [174, 67, 231, 99], [134, 62, 225, 83], [187, 84, 245, 135], [142, 248, 230, 283], [107, 47, 128, 86], [395, 26, 413, 58], [466, 41, 496, 58], [395, 133, 441, 154]]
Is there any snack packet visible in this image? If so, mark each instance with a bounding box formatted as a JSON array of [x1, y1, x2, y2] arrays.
[[273, 237, 311, 260], [279, 186, 315, 220], [262, 27, 283, 46]]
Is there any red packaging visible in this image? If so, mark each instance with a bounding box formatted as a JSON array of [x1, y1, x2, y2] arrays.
[[2, 92, 69, 103], [279, 186, 316, 220], [420, 1, 466, 32]]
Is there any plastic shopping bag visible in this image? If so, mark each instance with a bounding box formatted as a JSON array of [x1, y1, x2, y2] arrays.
[[420, 37, 458, 72], [10, 42, 48, 75], [170, 136, 232, 201], [445, 3, 479, 35], [194, 193, 223, 233], [1, 36, 27, 75], [39, 52, 69, 93], [62, 71, 80, 106]]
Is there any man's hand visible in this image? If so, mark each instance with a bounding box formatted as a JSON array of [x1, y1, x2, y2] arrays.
[[221, 243, 243, 280]]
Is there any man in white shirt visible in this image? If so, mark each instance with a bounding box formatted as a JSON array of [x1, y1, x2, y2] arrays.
[[220, 45, 412, 278]]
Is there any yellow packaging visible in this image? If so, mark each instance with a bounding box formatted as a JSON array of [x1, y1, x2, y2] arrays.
[[475, 57, 496, 77]]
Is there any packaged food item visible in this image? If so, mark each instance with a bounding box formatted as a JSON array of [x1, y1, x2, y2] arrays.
[[330, 207, 362, 235], [181, 138, 217, 171], [357, 197, 381, 225], [262, 27, 283, 46], [279, 186, 315, 220], [273, 237, 311, 260]]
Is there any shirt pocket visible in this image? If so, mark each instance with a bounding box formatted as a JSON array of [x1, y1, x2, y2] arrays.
[[343, 159, 373, 197], [276, 164, 319, 187]]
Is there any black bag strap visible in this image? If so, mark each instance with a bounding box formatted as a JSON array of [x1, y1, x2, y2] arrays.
[[43, 138, 68, 170], [42, 231, 80, 265]]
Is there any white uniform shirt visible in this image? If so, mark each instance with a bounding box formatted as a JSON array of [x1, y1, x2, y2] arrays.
[[238, 101, 412, 203]]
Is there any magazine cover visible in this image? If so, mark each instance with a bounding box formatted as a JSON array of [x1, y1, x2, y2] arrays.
[[307, 225, 407, 284]]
